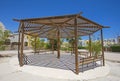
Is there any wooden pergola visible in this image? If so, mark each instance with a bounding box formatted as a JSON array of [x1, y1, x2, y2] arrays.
[[14, 13, 107, 74]]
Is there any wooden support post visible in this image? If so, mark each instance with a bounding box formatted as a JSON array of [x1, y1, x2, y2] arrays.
[[52, 39, 54, 54], [57, 28, 60, 59], [20, 22, 24, 66], [101, 29, 105, 66], [34, 37, 37, 54], [74, 18, 79, 74], [89, 35, 92, 56], [73, 42, 75, 54], [18, 31, 21, 65], [71, 46, 73, 55]]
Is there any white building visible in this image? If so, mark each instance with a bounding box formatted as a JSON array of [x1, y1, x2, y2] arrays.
[[9, 33, 28, 43], [103, 38, 117, 46], [78, 40, 89, 47], [78, 38, 118, 47], [6, 33, 30, 50], [117, 36, 120, 44]]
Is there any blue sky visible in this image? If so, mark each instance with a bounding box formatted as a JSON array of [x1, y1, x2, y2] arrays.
[[0, 0, 120, 39]]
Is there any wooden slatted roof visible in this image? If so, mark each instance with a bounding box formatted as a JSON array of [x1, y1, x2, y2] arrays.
[[14, 14, 104, 38]]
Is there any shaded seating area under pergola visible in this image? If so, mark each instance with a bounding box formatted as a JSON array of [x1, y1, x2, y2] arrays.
[[14, 13, 108, 74]]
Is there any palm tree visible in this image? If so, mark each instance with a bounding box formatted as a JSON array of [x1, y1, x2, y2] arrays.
[[30, 37, 46, 53], [66, 36, 81, 53], [0, 29, 11, 50], [66, 36, 81, 47], [86, 41, 102, 57]]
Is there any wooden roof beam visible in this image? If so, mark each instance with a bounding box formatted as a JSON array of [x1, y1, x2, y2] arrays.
[[24, 25, 45, 28], [66, 25, 100, 28], [15, 14, 78, 22], [78, 16, 103, 28], [24, 32, 37, 37], [65, 27, 91, 35], [24, 25, 46, 32], [26, 27, 52, 35], [78, 29, 96, 33], [60, 28, 71, 37], [103, 26, 110, 28], [37, 27, 56, 37], [64, 23, 99, 28]]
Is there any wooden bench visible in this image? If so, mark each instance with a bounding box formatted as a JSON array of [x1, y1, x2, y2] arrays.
[[79, 55, 103, 72]]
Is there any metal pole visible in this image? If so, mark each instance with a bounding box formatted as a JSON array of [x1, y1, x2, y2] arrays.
[[101, 29, 105, 66], [74, 17, 79, 74]]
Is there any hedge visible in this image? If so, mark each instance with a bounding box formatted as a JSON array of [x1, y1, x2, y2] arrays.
[[110, 45, 120, 52], [78, 46, 86, 49]]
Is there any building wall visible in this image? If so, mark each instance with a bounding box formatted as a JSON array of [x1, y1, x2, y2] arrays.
[[26, 35, 32, 47], [103, 38, 117, 46], [78, 40, 89, 47], [78, 38, 118, 47], [117, 36, 120, 44], [8, 33, 32, 50], [9, 33, 28, 43]]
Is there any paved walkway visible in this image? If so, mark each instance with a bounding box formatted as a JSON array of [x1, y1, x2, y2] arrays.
[[104, 52, 120, 62], [0, 50, 120, 62]]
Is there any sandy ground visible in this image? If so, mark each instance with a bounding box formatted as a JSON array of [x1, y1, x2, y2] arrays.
[[0, 50, 120, 81], [88, 61, 120, 81], [0, 57, 68, 81]]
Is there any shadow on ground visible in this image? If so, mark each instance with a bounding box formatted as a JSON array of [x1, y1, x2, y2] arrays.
[[26, 53, 102, 73]]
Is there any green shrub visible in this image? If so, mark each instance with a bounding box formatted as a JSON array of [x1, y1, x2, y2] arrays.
[[31, 37, 46, 52], [0, 45, 5, 50], [78, 46, 86, 49], [44, 43, 51, 49], [110, 45, 120, 52], [0, 30, 10, 50], [86, 41, 102, 57], [61, 47, 71, 51]]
